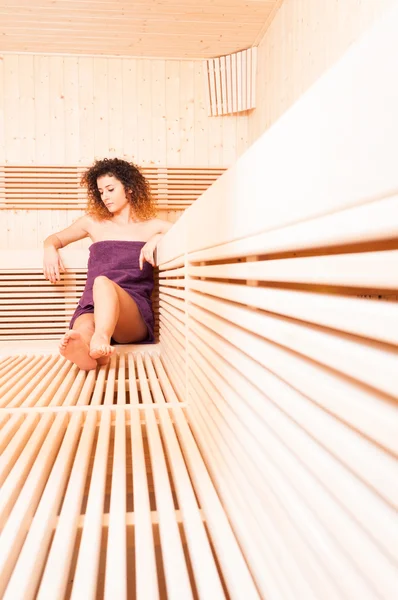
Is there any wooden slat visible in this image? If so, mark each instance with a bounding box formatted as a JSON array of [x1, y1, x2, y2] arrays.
[[208, 59, 217, 118], [130, 403, 159, 599], [70, 409, 111, 599], [187, 279, 398, 346], [104, 409, 127, 599], [0, 412, 67, 598], [188, 250, 398, 290], [188, 194, 398, 262], [2, 413, 83, 600], [250, 46, 257, 110], [241, 49, 247, 111], [137, 353, 193, 597], [153, 356, 261, 599], [214, 57, 222, 116], [187, 292, 398, 399], [37, 411, 98, 599], [226, 53, 233, 114], [0, 165, 225, 210], [231, 51, 237, 113], [144, 354, 226, 598], [220, 55, 228, 116]]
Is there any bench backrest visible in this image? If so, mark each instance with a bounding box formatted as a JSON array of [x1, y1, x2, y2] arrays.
[[0, 249, 160, 342], [0, 165, 225, 210], [156, 6, 398, 598]]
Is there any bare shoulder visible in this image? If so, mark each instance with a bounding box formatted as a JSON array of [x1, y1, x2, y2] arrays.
[[83, 213, 100, 232], [54, 214, 92, 247], [148, 218, 173, 234], [76, 214, 92, 228]]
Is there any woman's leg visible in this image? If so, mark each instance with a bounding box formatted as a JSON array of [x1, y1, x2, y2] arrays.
[[89, 275, 148, 359], [59, 313, 97, 370]]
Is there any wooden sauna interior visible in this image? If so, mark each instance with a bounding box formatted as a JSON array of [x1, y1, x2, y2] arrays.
[[0, 1, 397, 598]]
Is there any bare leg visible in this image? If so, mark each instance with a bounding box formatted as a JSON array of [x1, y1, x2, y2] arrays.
[[90, 275, 148, 359], [59, 313, 97, 370]]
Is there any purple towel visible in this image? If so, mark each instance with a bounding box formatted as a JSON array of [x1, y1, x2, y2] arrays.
[[69, 240, 155, 343]]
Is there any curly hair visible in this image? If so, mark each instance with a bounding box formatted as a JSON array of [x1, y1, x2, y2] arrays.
[[81, 158, 157, 220]]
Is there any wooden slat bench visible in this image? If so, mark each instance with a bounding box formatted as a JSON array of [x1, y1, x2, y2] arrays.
[[0, 250, 160, 343], [0, 165, 226, 211], [1, 6, 398, 599]]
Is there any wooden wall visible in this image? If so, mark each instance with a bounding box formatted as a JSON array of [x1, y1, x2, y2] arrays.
[[157, 7, 398, 594], [249, 0, 397, 142], [0, 54, 249, 249]]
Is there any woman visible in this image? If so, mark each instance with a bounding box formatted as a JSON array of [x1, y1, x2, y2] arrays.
[[43, 158, 172, 371]]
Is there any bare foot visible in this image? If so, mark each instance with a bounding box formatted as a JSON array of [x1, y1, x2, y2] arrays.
[[89, 332, 115, 360], [96, 356, 110, 366], [59, 330, 97, 371]]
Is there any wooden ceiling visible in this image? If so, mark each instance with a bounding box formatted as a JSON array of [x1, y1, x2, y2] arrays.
[[0, 0, 283, 58]]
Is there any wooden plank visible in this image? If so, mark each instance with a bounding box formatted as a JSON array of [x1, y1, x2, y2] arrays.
[[153, 356, 261, 599], [0, 356, 48, 408], [104, 409, 127, 599], [108, 58, 124, 158], [185, 343, 397, 594], [49, 56, 66, 165], [0, 413, 51, 529], [122, 58, 138, 160], [0, 412, 67, 598], [188, 279, 398, 346], [37, 411, 97, 600], [78, 57, 95, 164], [144, 354, 225, 598], [137, 59, 152, 165], [187, 291, 398, 400], [246, 47, 252, 109], [241, 50, 247, 111], [2, 413, 83, 600], [219, 55, 227, 115], [187, 194, 398, 262], [4, 55, 20, 163], [250, 46, 257, 109], [136, 354, 193, 597], [188, 250, 398, 290], [214, 58, 222, 116], [207, 59, 217, 118], [18, 55, 35, 164], [151, 60, 167, 165], [179, 61, 195, 164], [70, 409, 111, 599], [93, 57, 109, 158], [130, 404, 159, 599], [6, 355, 61, 408], [64, 56, 80, 163]]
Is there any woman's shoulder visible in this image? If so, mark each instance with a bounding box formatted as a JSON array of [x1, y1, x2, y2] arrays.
[[146, 217, 173, 233], [83, 213, 106, 229]]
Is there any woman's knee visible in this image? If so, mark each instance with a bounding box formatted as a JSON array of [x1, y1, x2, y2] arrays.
[[93, 275, 112, 288]]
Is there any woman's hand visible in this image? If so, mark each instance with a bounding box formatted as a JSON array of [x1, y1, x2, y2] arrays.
[[139, 237, 159, 270], [43, 246, 65, 283]]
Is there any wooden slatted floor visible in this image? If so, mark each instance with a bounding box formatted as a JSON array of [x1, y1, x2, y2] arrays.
[[0, 348, 258, 600]]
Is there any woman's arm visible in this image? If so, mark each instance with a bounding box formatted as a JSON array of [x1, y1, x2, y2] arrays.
[[139, 219, 173, 270], [43, 216, 91, 283], [44, 215, 91, 249]]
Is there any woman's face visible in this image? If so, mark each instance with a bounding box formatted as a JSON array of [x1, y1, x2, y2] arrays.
[[97, 174, 129, 213]]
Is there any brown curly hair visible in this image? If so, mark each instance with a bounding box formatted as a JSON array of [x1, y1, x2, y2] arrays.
[[82, 158, 157, 220]]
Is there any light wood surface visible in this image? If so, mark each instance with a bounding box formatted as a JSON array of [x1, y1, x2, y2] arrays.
[[0, 0, 280, 58], [204, 48, 257, 116], [1, 4, 398, 599], [0, 165, 225, 210], [155, 6, 398, 597], [250, 0, 396, 142]]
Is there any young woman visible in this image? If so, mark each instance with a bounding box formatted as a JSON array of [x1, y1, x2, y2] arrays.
[[43, 158, 172, 371]]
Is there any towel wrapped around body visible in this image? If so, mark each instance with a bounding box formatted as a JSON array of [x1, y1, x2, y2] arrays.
[[69, 240, 155, 343]]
